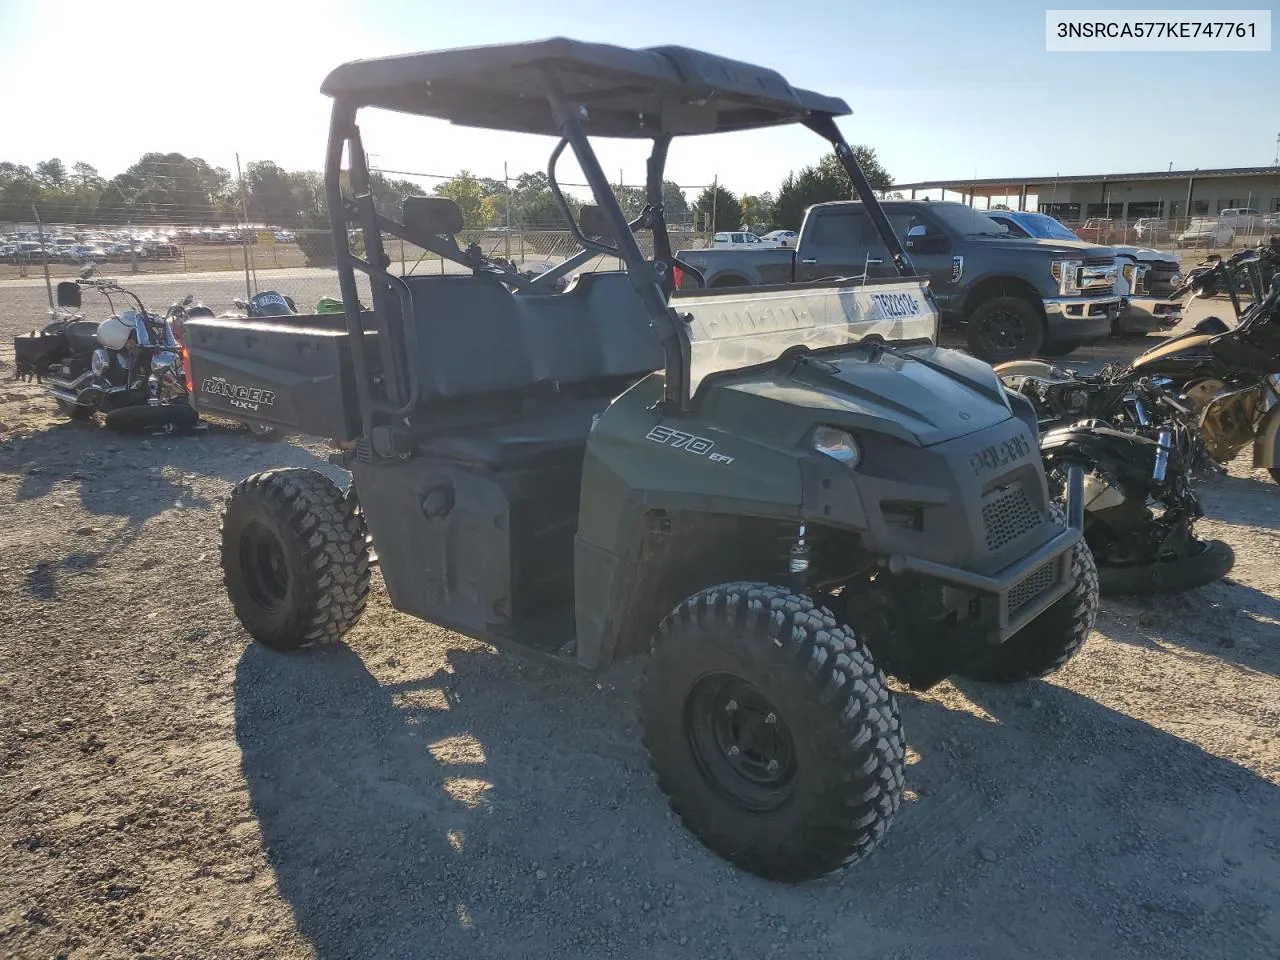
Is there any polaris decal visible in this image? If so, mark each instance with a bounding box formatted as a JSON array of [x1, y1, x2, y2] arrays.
[[646, 425, 734, 464], [969, 434, 1032, 476], [200, 376, 276, 412], [869, 292, 923, 319]]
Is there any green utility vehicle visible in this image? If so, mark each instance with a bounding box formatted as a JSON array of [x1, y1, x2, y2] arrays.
[[185, 39, 1098, 882]]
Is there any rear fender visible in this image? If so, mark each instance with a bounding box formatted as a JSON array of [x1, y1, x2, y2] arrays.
[[1253, 403, 1280, 470]]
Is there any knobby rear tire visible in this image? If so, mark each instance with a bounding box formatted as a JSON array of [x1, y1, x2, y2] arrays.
[[221, 468, 370, 650]]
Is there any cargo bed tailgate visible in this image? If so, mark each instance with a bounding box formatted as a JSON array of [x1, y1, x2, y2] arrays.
[[183, 315, 369, 442]]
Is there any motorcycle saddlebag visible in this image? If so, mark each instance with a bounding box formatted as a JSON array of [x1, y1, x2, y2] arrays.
[[12, 330, 69, 382]]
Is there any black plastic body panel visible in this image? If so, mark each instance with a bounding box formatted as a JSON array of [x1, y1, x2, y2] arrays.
[[184, 315, 374, 441], [349, 453, 582, 655]]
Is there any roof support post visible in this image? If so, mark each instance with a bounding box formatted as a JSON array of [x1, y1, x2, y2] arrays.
[[540, 69, 689, 411]]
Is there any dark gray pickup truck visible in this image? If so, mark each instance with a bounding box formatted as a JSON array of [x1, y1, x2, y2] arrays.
[[675, 199, 1123, 362]]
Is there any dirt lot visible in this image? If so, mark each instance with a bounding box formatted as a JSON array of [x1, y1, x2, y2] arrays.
[[1, 281, 1278, 960]]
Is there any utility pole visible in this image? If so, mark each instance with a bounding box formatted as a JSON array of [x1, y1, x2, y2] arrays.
[[504, 162, 512, 262], [710, 174, 719, 235], [32, 205, 53, 311], [235, 152, 254, 300]]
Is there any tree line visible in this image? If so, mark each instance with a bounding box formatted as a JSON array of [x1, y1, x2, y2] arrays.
[[0, 145, 894, 233]]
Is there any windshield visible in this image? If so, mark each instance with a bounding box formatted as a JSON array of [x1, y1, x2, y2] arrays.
[[1019, 213, 1078, 241], [675, 281, 938, 395], [929, 204, 1009, 237]]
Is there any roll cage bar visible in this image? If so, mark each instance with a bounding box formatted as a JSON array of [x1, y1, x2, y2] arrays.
[[322, 46, 918, 439]]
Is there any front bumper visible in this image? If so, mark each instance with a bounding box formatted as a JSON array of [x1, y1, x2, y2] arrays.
[[884, 466, 1085, 641], [1042, 295, 1121, 343], [1117, 296, 1183, 333]]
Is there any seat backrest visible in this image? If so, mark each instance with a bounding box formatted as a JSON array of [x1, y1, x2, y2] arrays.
[[402, 271, 663, 405]]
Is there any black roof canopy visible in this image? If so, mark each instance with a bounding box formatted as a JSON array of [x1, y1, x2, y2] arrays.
[[320, 37, 850, 137]]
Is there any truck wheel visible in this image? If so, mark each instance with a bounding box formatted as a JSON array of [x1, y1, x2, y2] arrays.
[[221, 468, 370, 650], [958, 524, 1098, 683], [56, 398, 93, 420], [640, 582, 904, 882], [965, 296, 1044, 363]]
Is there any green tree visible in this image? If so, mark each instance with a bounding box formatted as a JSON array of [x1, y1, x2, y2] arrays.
[[691, 184, 740, 232], [434, 170, 497, 230], [661, 182, 690, 225], [740, 192, 776, 230], [95, 182, 131, 223], [0, 164, 43, 221], [773, 146, 893, 230], [71, 162, 104, 189], [35, 158, 67, 188]]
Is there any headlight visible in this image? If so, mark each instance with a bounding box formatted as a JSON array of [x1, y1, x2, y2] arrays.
[[812, 426, 860, 467], [90, 348, 109, 376], [1121, 263, 1136, 286], [1051, 259, 1082, 296]]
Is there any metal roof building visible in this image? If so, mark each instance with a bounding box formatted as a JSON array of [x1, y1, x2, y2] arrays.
[[892, 166, 1280, 222]]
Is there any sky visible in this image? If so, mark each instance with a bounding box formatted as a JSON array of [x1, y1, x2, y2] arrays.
[[1, 0, 1277, 199]]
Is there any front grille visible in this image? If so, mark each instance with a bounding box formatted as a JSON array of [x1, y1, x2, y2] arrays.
[[1143, 266, 1180, 297], [1082, 256, 1113, 268], [981, 483, 1042, 553], [1008, 560, 1058, 614]]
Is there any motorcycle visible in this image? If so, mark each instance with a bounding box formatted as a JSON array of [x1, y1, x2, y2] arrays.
[[219, 289, 298, 319], [13, 268, 198, 434], [998, 246, 1280, 483], [181, 289, 296, 440], [1038, 416, 1234, 595]]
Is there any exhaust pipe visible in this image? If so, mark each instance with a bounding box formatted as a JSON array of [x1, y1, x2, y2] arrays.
[[1152, 428, 1173, 483]]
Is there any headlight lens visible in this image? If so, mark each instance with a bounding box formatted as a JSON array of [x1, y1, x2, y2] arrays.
[[1052, 259, 1082, 296], [812, 426, 860, 467], [1121, 263, 1136, 286]]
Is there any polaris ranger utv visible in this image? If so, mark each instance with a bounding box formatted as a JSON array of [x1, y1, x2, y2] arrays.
[[187, 39, 1097, 883]]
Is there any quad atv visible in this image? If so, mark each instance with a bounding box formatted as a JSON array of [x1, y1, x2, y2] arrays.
[[186, 39, 1097, 882]]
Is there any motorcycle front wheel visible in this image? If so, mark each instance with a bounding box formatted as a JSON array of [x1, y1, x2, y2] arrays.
[[56, 398, 93, 420], [1095, 539, 1235, 596]]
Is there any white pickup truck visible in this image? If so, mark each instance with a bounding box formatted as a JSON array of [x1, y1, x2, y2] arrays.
[[709, 230, 782, 250], [984, 210, 1182, 335]]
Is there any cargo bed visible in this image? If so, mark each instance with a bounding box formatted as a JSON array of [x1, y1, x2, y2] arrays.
[[183, 313, 377, 442]]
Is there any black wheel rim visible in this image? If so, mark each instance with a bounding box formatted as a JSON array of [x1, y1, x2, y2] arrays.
[[240, 521, 289, 612], [683, 674, 797, 813], [976, 309, 1029, 357]]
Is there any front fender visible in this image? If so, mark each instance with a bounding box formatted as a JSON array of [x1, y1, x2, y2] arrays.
[[1253, 403, 1280, 470]]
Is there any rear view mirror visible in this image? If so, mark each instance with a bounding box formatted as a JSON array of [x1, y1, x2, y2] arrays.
[[578, 205, 612, 242], [56, 281, 81, 309]]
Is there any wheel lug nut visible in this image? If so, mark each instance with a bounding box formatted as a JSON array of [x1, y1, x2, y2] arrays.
[[765, 712, 777, 725], [728, 745, 740, 756], [725, 699, 738, 714]]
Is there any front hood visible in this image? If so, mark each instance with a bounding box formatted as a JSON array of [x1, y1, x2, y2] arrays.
[[712, 342, 1013, 447], [1111, 245, 1178, 264], [971, 235, 1115, 259]]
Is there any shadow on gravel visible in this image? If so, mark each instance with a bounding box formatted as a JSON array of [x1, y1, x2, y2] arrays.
[[235, 640, 1280, 960], [1098, 580, 1280, 676], [1198, 472, 1280, 531], [1, 413, 337, 597]]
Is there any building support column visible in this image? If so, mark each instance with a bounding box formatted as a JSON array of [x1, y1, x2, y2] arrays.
[[1184, 176, 1196, 218], [1019, 184, 1027, 211]]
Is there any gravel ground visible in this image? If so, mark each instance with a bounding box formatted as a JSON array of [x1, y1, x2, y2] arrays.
[[1, 276, 1279, 960]]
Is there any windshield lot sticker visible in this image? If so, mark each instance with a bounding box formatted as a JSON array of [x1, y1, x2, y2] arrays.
[[870, 292, 923, 319]]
